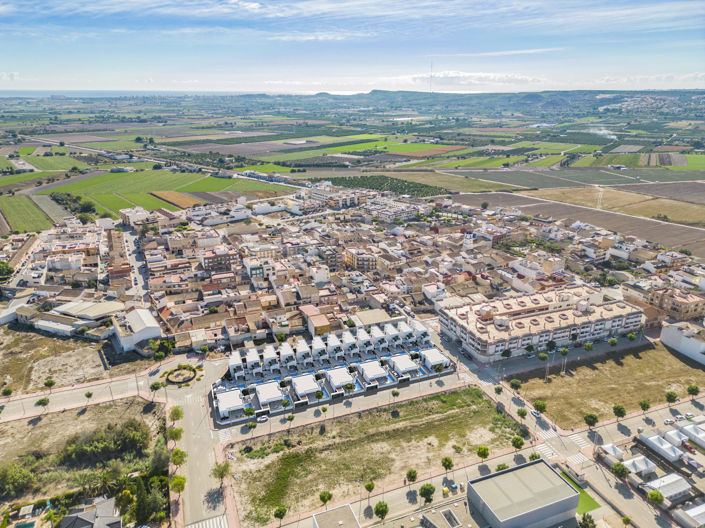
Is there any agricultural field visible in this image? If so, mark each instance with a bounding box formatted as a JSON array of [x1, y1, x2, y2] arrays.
[[572, 154, 642, 168], [435, 156, 525, 169], [256, 140, 458, 162], [393, 171, 519, 192], [22, 155, 88, 171], [446, 169, 582, 189], [0, 156, 14, 170], [232, 387, 524, 525], [669, 155, 705, 170], [516, 341, 705, 428], [0, 195, 53, 232], [236, 163, 293, 173], [37, 169, 200, 194], [50, 145, 67, 154], [528, 155, 565, 166], [151, 191, 203, 208], [522, 187, 705, 226], [95, 161, 156, 170], [612, 182, 705, 205], [88, 193, 137, 213], [121, 193, 179, 211], [509, 141, 600, 154], [17, 146, 37, 155], [80, 138, 151, 151]]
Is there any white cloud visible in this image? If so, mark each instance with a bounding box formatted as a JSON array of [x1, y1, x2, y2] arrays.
[[410, 70, 546, 86], [268, 30, 373, 41], [0, 72, 19, 81], [427, 47, 564, 58]]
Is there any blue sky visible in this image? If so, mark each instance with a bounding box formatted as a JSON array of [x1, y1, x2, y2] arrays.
[[1, 0, 704, 93]]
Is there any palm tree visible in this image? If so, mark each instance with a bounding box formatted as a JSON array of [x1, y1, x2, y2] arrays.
[[538, 353, 549, 381], [559, 347, 569, 374]]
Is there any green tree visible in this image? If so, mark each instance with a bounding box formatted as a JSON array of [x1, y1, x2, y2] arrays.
[[533, 400, 547, 413], [647, 490, 664, 506], [315, 389, 324, 401], [319, 490, 332, 508], [687, 384, 700, 398], [476, 445, 490, 461], [44, 378, 56, 391], [665, 391, 678, 405], [134, 477, 149, 523], [583, 342, 594, 352], [639, 400, 650, 413], [211, 460, 231, 488], [0, 261, 14, 277], [166, 427, 183, 442], [274, 506, 287, 526], [621, 516, 631, 526], [1, 387, 11, 397], [608, 338, 618, 347], [36, 397, 49, 410], [244, 407, 255, 417], [528, 452, 541, 461], [150, 381, 163, 401], [441, 456, 454, 472], [374, 501, 389, 521], [517, 407, 527, 420], [171, 449, 187, 468], [584, 413, 598, 428], [364, 481, 375, 498], [115, 489, 134, 514], [169, 405, 184, 423], [84, 391, 93, 403], [613, 404, 626, 421], [610, 462, 629, 479], [419, 483, 435, 503], [511, 436, 524, 450], [494, 385, 503, 395], [627, 333, 636, 341], [0, 461, 34, 496], [538, 353, 549, 381], [171, 475, 186, 496], [406, 469, 417, 484], [578, 513, 597, 528], [509, 379, 521, 391], [282, 398, 291, 409], [495, 463, 509, 472]]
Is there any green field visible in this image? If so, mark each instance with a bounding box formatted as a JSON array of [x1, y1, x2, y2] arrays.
[[0, 157, 14, 170], [121, 193, 179, 211], [436, 156, 525, 169], [80, 195, 117, 219], [23, 155, 88, 171], [528, 155, 565, 166], [510, 141, 601, 154], [573, 154, 641, 168], [257, 140, 455, 162], [81, 138, 148, 151], [18, 146, 36, 155], [237, 164, 293, 173], [95, 161, 156, 170], [0, 195, 53, 232], [50, 146, 67, 154], [88, 193, 136, 213], [439, 147, 481, 157], [0, 171, 65, 188], [669, 155, 705, 170], [561, 472, 600, 514]]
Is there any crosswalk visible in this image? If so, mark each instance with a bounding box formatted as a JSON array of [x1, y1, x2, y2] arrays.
[[569, 433, 592, 449], [536, 443, 557, 459], [536, 427, 559, 440], [186, 515, 227, 528], [567, 453, 591, 466], [217, 429, 232, 443], [475, 372, 496, 386]]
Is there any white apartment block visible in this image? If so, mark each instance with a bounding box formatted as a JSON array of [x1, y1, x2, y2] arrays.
[[438, 285, 643, 363]]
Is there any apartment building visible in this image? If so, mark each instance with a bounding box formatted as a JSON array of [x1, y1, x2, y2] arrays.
[[439, 285, 643, 363], [321, 248, 344, 272], [199, 245, 239, 272], [343, 248, 377, 272]]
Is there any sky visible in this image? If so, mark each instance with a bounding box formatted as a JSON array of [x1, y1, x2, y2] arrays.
[[0, 0, 704, 93]]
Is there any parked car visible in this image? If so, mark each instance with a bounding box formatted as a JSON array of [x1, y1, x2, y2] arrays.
[[256, 415, 269, 423], [530, 410, 541, 418], [676, 414, 685, 421], [526, 354, 536, 359], [686, 412, 694, 419], [664, 418, 675, 425], [684, 442, 696, 453]]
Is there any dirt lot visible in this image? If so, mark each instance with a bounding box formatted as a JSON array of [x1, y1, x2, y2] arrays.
[[516, 341, 705, 428], [151, 191, 203, 208], [0, 325, 153, 394], [613, 182, 705, 206], [0, 398, 163, 503], [231, 387, 523, 525], [524, 187, 705, 227]]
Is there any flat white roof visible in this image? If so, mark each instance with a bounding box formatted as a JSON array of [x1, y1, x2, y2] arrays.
[[312, 336, 325, 349], [398, 321, 412, 334], [216, 390, 244, 411], [342, 331, 356, 344], [623, 455, 657, 475], [255, 381, 283, 405], [421, 347, 450, 365], [685, 503, 705, 525], [384, 323, 399, 336], [327, 333, 341, 346], [292, 374, 319, 396], [262, 345, 277, 361], [389, 354, 418, 374], [370, 326, 384, 340], [279, 342, 294, 358], [357, 328, 371, 341], [245, 348, 260, 363], [327, 367, 353, 388], [296, 339, 310, 354], [358, 360, 387, 380]]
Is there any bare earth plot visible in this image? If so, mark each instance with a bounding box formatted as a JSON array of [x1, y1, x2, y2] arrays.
[[181, 140, 317, 156], [453, 192, 705, 257], [233, 387, 523, 525], [612, 182, 705, 205], [31, 194, 70, 222], [523, 187, 705, 227], [517, 341, 705, 428], [0, 325, 153, 394]]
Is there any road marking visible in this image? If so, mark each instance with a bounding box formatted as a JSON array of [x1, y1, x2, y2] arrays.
[[567, 453, 591, 466], [475, 373, 495, 386], [186, 515, 227, 528], [536, 428, 559, 440], [536, 444, 557, 458], [569, 433, 591, 449], [217, 429, 231, 443]]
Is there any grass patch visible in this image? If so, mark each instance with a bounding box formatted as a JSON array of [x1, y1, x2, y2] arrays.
[[394, 171, 518, 192], [435, 156, 525, 169], [22, 155, 87, 171], [121, 193, 180, 211], [517, 341, 705, 428], [88, 193, 136, 213], [670, 155, 705, 170], [0, 195, 52, 231], [528, 155, 565, 167], [561, 472, 600, 514], [18, 146, 36, 155]]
